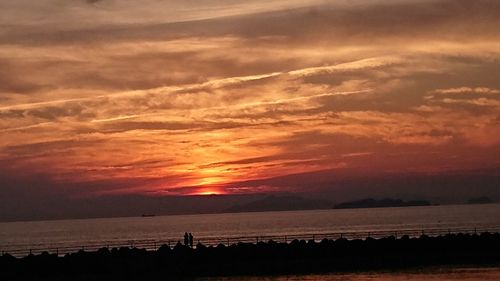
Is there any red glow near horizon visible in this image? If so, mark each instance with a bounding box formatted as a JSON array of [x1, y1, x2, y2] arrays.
[[187, 186, 227, 196]]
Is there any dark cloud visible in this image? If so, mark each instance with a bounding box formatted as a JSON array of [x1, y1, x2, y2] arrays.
[[2, 1, 500, 97], [222, 165, 500, 201], [2, 139, 103, 157], [0, 102, 96, 122], [2, 0, 500, 46], [0, 59, 46, 94]]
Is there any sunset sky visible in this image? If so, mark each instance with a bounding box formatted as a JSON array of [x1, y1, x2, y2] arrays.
[[1, 0, 500, 199]]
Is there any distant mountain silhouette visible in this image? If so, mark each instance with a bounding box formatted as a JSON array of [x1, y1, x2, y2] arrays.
[[2, 166, 500, 222], [334, 198, 432, 209], [224, 195, 332, 213], [467, 196, 494, 205]]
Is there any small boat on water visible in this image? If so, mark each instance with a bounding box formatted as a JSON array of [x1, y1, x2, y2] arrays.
[[141, 214, 156, 217]]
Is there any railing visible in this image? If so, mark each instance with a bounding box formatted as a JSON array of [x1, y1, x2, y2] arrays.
[[2, 227, 499, 257]]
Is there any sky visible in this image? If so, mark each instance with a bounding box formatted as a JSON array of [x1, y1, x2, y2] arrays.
[[1, 0, 500, 202]]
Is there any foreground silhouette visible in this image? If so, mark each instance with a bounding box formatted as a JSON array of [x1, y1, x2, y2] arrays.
[[1, 232, 500, 280]]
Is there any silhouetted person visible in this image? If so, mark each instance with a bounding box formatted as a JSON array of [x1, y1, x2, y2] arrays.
[[189, 233, 194, 248], [184, 232, 189, 246]]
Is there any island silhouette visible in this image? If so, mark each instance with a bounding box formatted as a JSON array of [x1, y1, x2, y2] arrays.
[[333, 198, 432, 209]]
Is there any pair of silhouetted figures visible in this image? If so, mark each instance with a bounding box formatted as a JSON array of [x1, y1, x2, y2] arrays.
[[184, 232, 194, 248]]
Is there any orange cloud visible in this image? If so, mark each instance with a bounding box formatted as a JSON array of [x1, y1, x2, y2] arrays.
[[1, 0, 500, 197]]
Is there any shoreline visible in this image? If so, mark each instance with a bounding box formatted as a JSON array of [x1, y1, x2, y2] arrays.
[[2, 232, 500, 280], [198, 266, 500, 281]]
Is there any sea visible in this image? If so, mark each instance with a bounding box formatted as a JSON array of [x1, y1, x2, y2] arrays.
[[198, 267, 500, 281], [1, 203, 500, 254], [2, 204, 500, 280]]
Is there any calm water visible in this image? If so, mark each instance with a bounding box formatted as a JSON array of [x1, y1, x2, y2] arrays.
[[198, 267, 500, 281], [1, 204, 500, 249]]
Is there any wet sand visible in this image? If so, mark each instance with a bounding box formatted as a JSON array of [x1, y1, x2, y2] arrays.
[[199, 267, 500, 281]]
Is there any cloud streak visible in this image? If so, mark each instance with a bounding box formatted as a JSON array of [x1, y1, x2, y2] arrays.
[[0, 0, 499, 199]]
